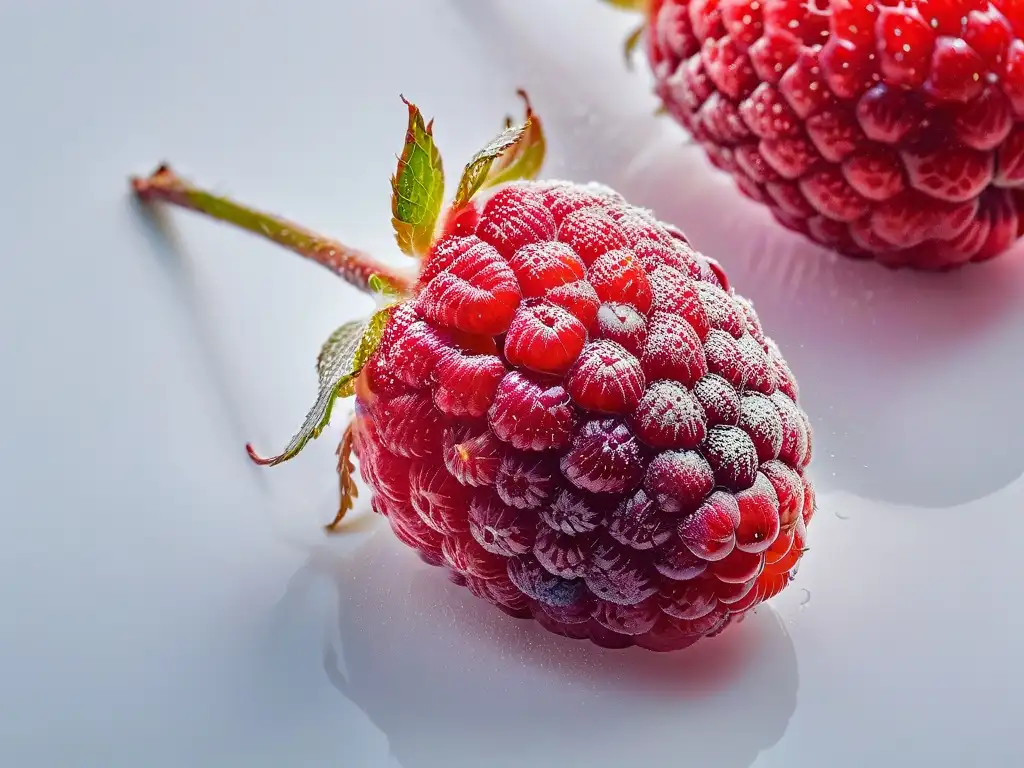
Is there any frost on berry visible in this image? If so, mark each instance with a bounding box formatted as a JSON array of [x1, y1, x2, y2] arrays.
[[537, 183, 614, 225], [585, 537, 659, 606], [704, 331, 775, 394], [693, 373, 741, 426], [354, 177, 814, 651], [468, 491, 535, 557], [631, 379, 707, 449], [488, 370, 576, 451], [608, 490, 673, 550], [635, 237, 698, 277], [588, 248, 653, 312], [641, 311, 708, 386], [419, 234, 481, 287], [772, 390, 810, 467], [646, 267, 711, 338], [644, 449, 715, 515], [557, 207, 630, 266], [495, 452, 558, 510], [653, 537, 709, 581], [701, 424, 759, 491], [595, 302, 648, 356], [477, 186, 557, 258], [560, 419, 645, 495], [544, 279, 601, 331], [738, 392, 784, 462], [540, 487, 604, 535], [565, 340, 645, 414], [505, 241, 585, 297], [387, 320, 454, 386], [533, 526, 592, 578]]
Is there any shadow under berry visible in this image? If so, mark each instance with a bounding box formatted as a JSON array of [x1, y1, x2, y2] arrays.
[[452, 0, 1024, 509], [295, 525, 798, 768]]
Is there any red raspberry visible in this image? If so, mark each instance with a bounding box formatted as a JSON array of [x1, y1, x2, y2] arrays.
[[630, 0, 1024, 269], [132, 101, 815, 654], [355, 180, 815, 651]]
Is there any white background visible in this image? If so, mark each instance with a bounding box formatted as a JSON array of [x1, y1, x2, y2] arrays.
[[2, 1, 1023, 766]]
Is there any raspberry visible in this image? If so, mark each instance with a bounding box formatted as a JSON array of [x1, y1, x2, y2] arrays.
[[635, 0, 1024, 269], [351, 180, 817, 650], [132, 100, 815, 653]]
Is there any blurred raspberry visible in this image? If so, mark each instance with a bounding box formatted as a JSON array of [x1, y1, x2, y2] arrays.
[[638, 0, 1024, 269]]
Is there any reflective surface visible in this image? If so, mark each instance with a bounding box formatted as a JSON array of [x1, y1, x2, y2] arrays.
[[1, 1, 1022, 766]]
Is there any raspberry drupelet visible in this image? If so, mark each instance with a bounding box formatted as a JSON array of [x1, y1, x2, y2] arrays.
[[131, 94, 815, 652], [609, 0, 1024, 270]]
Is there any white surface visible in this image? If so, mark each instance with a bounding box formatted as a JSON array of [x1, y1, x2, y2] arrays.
[[2, 1, 1023, 766]]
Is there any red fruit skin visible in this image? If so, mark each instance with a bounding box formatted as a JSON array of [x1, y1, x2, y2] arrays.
[[645, 0, 1024, 269], [353, 180, 814, 651]]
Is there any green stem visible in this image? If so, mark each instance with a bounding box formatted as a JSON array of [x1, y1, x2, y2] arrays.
[[131, 164, 414, 295]]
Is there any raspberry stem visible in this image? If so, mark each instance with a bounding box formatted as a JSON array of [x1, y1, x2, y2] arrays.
[[130, 164, 414, 294]]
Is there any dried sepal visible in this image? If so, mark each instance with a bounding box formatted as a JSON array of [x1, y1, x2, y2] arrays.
[[623, 24, 645, 70], [479, 91, 547, 189], [325, 420, 358, 532], [390, 96, 446, 258], [601, 0, 649, 11]]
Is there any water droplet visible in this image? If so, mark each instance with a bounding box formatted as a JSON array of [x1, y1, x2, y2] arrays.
[[835, 509, 850, 520], [799, 588, 811, 607]]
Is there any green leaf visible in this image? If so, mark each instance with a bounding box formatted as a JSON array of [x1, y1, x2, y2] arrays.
[[351, 305, 394, 371], [316, 319, 370, 383], [453, 121, 530, 208], [246, 307, 394, 467], [479, 90, 547, 189], [390, 96, 446, 258]]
